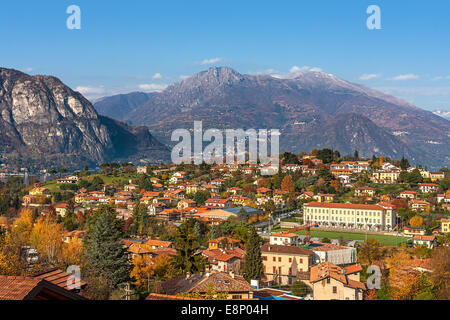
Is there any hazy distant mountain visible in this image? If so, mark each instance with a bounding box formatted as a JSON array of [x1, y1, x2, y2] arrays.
[[98, 67, 449, 169], [0, 68, 169, 169], [433, 110, 450, 120], [94, 92, 154, 121]]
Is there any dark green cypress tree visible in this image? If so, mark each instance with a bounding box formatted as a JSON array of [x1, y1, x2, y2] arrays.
[[243, 228, 264, 282], [84, 206, 130, 292], [400, 156, 410, 170]]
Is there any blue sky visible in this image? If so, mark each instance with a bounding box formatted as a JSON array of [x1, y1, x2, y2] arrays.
[[1, 0, 450, 111]]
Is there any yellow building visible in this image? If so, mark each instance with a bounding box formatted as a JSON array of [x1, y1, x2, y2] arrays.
[[261, 244, 313, 286], [186, 184, 199, 194], [29, 187, 49, 196], [313, 194, 335, 203], [208, 237, 240, 250], [442, 219, 450, 233], [371, 170, 400, 184], [419, 170, 431, 179], [430, 172, 445, 182]]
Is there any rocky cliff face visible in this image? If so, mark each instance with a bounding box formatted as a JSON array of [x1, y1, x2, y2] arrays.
[[0, 68, 168, 169], [97, 67, 449, 169]]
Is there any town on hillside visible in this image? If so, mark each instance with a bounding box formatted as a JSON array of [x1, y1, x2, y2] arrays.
[[0, 149, 449, 301]]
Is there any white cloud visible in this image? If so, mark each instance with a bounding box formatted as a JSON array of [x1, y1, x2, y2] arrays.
[[75, 86, 107, 95], [376, 86, 450, 97], [138, 83, 168, 92], [359, 73, 380, 80], [179, 75, 190, 80], [152, 73, 163, 80], [271, 66, 322, 79], [200, 58, 222, 65], [23, 67, 34, 73], [433, 76, 450, 81], [390, 74, 420, 81], [289, 66, 305, 73], [75, 83, 168, 100]]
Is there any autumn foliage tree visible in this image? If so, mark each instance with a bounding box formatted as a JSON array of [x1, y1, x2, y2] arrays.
[[430, 247, 450, 299], [30, 214, 64, 270], [409, 216, 424, 228], [357, 239, 387, 265], [0, 208, 34, 275], [281, 175, 295, 193], [386, 250, 420, 300]]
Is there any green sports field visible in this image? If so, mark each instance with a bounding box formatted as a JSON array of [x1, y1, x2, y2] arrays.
[[294, 229, 409, 246]]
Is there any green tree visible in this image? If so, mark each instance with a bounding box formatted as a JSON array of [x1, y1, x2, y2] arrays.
[[281, 152, 299, 165], [131, 203, 150, 235], [291, 280, 309, 297], [59, 168, 67, 178], [172, 219, 205, 274], [400, 156, 410, 170], [135, 174, 152, 191], [318, 167, 333, 183], [243, 228, 264, 282], [84, 206, 130, 299], [357, 238, 386, 265], [316, 148, 335, 164], [193, 190, 211, 206]]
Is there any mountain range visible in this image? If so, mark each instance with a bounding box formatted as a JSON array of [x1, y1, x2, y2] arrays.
[[0, 68, 169, 170], [94, 67, 450, 169]]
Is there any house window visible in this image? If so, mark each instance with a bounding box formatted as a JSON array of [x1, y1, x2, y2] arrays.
[[273, 267, 276, 273], [232, 295, 242, 300], [289, 258, 292, 263], [333, 286, 337, 294], [327, 278, 331, 284], [262, 256, 267, 261], [299, 258, 303, 263], [273, 257, 276, 262], [278, 257, 282, 262]]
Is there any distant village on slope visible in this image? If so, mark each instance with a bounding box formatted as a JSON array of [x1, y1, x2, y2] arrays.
[[0, 149, 449, 300]]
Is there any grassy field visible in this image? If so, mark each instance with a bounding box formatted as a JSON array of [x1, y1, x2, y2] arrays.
[[42, 173, 137, 192], [84, 173, 134, 186], [293, 229, 408, 246]]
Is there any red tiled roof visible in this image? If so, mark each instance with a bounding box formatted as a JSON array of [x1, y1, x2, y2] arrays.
[[162, 272, 253, 295], [344, 263, 363, 275], [145, 239, 172, 248], [209, 237, 240, 244], [0, 276, 86, 300], [205, 198, 230, 204], [146, 293, 205, 300], [304, 201, 386, 210], [33, 269, 87, 290], [271, 232, 298, 238], [310, 262, 366, 290], [0, 276, 41, 300], [261, 244, 313, 256], [413, 235, 436, 241]]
